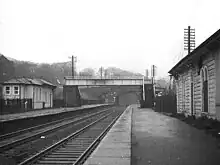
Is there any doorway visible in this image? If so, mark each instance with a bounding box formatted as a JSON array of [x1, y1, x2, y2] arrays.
[[201, 67, 208, 112]]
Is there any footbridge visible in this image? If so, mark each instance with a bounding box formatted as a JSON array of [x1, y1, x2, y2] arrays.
[[63, 76, 154, 107], [64, 76, 151, 86]]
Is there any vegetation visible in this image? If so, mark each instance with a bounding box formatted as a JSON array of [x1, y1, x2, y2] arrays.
[[0, 54, 170, 99]]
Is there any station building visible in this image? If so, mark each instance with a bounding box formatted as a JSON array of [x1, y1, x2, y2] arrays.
[[169, 29, 220, 120], [2, 77, 56, 109]]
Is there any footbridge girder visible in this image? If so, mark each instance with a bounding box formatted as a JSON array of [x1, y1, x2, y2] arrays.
[[63, 77, 154, 108], [64, 77, 151, 86]]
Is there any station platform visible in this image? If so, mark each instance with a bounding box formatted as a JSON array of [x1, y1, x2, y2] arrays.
[[0, 104, 110, 122], [84, 105, 220, 165], [84, 104, 132, 165]]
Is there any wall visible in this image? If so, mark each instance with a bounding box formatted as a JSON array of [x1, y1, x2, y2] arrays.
[[176, 69, 192, 115], [3, 84, 21, 99], [142, 84, 154, 108], [192, 51, 216, 118], [118, 92, 139, 106], [63, 85, 81, 107], [215, 49, 220, 120], [175, 49, 218, 119], [2, 84, 54, 110], [33, 86, 53, 109], [192, 66, 202, 115], [203, 53, 216, 117]]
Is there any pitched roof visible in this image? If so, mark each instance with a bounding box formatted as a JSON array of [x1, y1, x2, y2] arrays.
[[2, 77, 56, 88], [169, 29, 220, 75], [39, 79, 56, 87]]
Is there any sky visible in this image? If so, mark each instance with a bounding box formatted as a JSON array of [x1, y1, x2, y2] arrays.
[[0, 0, 220, 78]]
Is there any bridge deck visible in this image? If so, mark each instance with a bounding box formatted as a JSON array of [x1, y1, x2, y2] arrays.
[[64, 77, 151, 86]]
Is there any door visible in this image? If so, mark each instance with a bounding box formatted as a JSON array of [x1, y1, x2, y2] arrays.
[[203, 80, 208, 112]]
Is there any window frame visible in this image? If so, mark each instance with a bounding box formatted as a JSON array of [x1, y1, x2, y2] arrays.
[[39, 88, 41, 101], [13, 86, 19, 95], [5, 86, 11, 95], [204, 66, 208, 81], [200, 66, 209, 113], [200, 68, 204, 82]]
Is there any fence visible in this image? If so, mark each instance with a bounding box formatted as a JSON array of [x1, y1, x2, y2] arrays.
[[155, 94, 177, 113], [0, 98, 106, 115], [0, 99, 32, 115], [53, 99, 64, 108]]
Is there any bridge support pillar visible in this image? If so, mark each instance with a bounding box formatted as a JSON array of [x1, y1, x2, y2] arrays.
[[141, 84, 154, 108], [63, 85, 81, 107]]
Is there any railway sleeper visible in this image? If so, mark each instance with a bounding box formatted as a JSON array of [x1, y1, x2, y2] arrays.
[[41, 157, 77, 161], [36, 160, 75, 164], [46, 154, 80, 158]]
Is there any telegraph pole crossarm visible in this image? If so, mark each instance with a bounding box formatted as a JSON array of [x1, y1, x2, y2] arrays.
[[184, 26, 196, 55]]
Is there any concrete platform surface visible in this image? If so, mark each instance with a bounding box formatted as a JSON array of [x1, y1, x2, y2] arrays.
[[0, 104, 109, 122], [132, 106, 220, 165], [83, 105, 132, 165]]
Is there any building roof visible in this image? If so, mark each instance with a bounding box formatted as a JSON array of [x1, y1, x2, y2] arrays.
[[2, 77, 56, 88], [169, 29, 220, 75]]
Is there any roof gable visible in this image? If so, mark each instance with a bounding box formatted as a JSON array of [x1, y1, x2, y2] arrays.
[[169, 29, 220, 75], [2, 77, 56, 88]]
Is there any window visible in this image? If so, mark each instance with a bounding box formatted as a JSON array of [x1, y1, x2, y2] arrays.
[[5, 86, 11, 95], [14, 86, 19, 95], [201, 66, 209, 112], [204, 66, 208, 81], [36, 88, 39, 100], [200, 68, 204, 82], [45, 92, 47, 102], [39, 88, 41, 101]]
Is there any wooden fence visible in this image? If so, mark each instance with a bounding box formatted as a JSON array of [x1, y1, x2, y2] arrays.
[[155, 94, 177, 113], [0, 99, 32, 115]]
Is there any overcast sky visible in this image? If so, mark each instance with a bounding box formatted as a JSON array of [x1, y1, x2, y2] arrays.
[[0, 0, 219, 78]]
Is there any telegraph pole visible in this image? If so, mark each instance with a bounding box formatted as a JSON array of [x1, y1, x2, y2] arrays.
[[151, 65, 156, 84], [71, 55, 77, 78], [151, 65, 156, 106], [72, 56, 74, 77], [184, 26, 195, 54], [184, 26, 195, 116], [100, 67, 103, 79]]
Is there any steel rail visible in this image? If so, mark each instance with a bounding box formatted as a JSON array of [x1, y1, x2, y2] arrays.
[[74, 110, 122, 164], [19, 110, 122, 165], [0, 106, 113, 141], [0, 108, 112, 152]]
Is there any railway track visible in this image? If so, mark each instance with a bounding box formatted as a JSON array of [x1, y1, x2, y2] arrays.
[[0, 107, 113, 152], [19, 109, 123, 165], [0, 106, 112, 140]]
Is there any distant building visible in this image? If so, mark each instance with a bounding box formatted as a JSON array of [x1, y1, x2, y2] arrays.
[[169, 29, 220, 120], [2, 77, 56, 109]]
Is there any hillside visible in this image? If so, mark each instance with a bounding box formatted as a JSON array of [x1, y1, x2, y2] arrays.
[[1, 55, 170, 100], [0, 55, 143, 86], [0, 55, 146, 99]]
